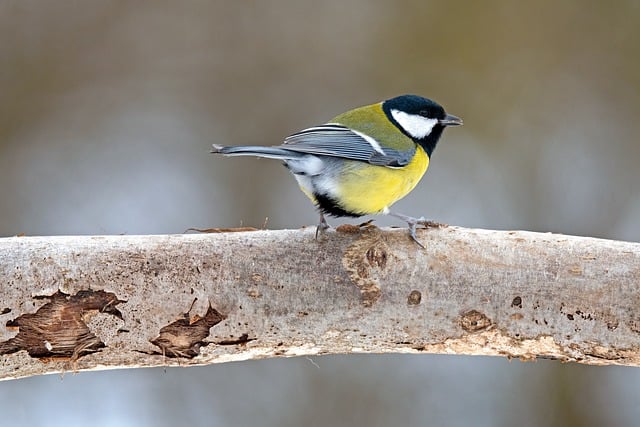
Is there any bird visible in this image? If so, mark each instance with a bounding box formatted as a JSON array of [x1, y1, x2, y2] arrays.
[[211, 94, 462, 247]]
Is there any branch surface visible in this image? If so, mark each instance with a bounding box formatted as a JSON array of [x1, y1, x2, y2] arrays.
[[1, 226, 639, 380]]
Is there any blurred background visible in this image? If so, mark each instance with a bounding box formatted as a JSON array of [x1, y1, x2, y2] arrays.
[[1, 1, 639, 426]]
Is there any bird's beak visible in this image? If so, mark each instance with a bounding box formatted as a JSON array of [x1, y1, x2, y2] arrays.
[[440, 114, 463, 126]]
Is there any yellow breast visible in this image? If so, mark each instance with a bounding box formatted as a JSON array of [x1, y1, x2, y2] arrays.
[[335, 145, 429, 215]]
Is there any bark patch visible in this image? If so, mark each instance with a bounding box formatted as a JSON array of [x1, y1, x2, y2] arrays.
[[511, 296, 522, 309], [460, 310, 492, 332], [150, 304, 225, 358], [217, 333, 254, 346], [0, 290, 125, 360], [343, 237, 392, 307], [407, 290, 422, 305]]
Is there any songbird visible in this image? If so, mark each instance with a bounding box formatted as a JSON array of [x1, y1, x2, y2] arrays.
[[211, 94, 462, 247]]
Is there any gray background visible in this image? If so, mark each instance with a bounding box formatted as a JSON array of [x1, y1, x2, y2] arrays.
[[1, 1, 639, 426]]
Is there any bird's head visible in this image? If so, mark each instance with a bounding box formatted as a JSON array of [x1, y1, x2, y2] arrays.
[[382, 94, 462, 156]]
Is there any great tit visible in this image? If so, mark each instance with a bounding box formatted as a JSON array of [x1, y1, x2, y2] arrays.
[[211, 94, 462, 247]]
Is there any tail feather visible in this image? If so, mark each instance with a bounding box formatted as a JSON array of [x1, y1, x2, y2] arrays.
[[211, 144, 303, 160]]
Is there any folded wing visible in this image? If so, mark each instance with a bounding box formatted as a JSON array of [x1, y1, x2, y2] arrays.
[[281, 124, 415, 167]]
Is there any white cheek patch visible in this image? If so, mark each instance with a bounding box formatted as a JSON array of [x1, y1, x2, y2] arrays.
[[391, 109, 438, 139]]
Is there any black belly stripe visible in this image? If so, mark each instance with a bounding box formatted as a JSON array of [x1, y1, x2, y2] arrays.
[[313, 192, 362, 218]]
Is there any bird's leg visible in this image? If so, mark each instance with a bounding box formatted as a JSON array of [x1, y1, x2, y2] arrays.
[[315, 212, 330, 239], [388, 212, 447, 248]]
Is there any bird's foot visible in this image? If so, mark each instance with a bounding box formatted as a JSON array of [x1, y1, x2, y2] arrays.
[[389, 212, 447, 248]]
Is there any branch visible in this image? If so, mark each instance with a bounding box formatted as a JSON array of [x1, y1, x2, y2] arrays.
[[1, 226, 639, 380]]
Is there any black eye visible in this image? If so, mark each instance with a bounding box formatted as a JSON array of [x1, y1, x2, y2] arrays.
[[418, 110, 430, 117]]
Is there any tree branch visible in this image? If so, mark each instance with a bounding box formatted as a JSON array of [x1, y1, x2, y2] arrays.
[[1, 226, 639, 380]]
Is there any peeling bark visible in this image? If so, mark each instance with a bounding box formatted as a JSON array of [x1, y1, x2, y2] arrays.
[[0, 226, 639, 381]]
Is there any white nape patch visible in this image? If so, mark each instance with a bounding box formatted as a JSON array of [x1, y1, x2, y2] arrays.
[[328, 123, 386, 155], [391, 109, 437, 139]]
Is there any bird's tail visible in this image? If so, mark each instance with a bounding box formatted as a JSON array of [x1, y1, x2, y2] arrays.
[[211, 144, 303, 160]]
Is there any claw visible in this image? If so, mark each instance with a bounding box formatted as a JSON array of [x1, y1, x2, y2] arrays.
[[315, 213, 330, 239], [406, 221, 426, 249]]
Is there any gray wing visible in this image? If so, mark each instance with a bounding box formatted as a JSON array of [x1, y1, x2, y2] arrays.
[[280, 124, 415, 167]]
